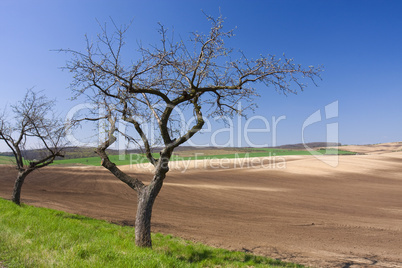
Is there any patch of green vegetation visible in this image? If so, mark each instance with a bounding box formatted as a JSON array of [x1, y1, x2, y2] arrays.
[[0, 155, 15, 165], [52, 148, 356, 166], [0, 155, 36, 166], [0, 198, 303, 267], [52, 154, 151, 166]]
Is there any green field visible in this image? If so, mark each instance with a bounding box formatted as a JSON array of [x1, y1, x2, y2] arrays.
[[0, 155, 32, 166], [52, 148, 356, 166], [0, 198, 302, 267], [0, 148, 356, 167], [0, 155, 15, 165]]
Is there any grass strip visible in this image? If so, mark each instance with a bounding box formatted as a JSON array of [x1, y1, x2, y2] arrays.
[[0, 198, 303, 267], [52, 148, 356, 167], [0, 156, 17, 165]]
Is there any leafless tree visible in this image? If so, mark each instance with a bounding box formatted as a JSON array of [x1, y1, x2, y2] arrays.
[[0, 89, 65, 205], [62, 15, 322, 247]]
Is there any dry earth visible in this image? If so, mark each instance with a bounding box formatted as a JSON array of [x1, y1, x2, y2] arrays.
[[0, 144, 402, 267], [340, 142, 402, 155]]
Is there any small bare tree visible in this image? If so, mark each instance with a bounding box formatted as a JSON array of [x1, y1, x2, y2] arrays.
[[63, 15, 321, 247], [0, 89, 65, 205]]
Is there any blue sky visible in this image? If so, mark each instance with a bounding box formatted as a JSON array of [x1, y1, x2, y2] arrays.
[[1, 0, 401, 151]]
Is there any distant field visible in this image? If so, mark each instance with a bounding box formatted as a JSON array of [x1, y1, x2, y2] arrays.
[[0, 156, 15, 165], [0, 155, 30, 166], [52, 148, 356, 166]]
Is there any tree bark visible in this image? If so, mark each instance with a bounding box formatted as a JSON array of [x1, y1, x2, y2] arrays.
[[12, 171, 28, 205], [135, 173, 165, 248]]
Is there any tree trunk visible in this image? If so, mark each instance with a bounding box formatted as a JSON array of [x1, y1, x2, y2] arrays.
[[12, 171, 28, 205], [135, 174, 165, 248]]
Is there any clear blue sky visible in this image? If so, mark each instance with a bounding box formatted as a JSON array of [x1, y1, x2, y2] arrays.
[[1, 0, 401, 151]]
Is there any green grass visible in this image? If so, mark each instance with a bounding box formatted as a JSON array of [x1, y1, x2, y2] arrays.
[[0, 198, 303, 267], [52, 148, 356, 166], [0, 156, 32, 166], [0, 156, 16, 165]]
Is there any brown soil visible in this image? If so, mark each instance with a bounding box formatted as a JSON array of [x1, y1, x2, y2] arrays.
[[340, 142, 402, 155], [0, 148, 401, 267]]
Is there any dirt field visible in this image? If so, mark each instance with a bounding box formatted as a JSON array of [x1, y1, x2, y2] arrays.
[[339, 142, 402, 155], [1, 144, 401, 267]]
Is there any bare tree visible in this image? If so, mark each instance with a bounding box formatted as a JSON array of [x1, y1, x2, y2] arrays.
[[62, 15, 321, 247], [0, 89, 65, 205]]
